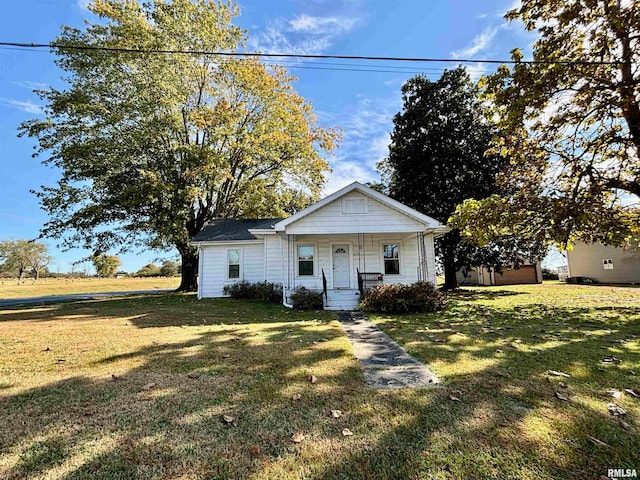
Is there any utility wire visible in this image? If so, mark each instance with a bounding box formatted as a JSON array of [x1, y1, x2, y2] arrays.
[[0, 41, 626, 66]]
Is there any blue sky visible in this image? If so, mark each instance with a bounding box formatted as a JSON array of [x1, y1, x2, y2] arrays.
[[0, 0, 545, 273]]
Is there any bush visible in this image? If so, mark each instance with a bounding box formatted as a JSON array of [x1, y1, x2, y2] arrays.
[[289, 286, 323, 310], [359, 281, 445, 314], [223, 281, 283, 303], [542, 268, 559, 280]]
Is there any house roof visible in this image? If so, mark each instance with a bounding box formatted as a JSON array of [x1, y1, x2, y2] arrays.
[[273, 181, 447, 233], [191, 218, 283, 242]]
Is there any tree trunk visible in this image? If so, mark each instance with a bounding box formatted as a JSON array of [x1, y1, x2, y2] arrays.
[[442, 257, 459, 291], [177, 247, 198, 292]]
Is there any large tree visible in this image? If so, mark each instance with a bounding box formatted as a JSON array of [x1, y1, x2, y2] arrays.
[[452, 0, 640, 249], [0, 240, 51, 281], [91, 254, 121, 277], [20, 0, 339, 291], [379, 68, 545, 290]]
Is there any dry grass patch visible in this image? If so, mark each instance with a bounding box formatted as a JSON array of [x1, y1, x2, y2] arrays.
[[0, 277, 179, 299]]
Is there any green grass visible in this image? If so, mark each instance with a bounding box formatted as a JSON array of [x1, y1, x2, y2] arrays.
[[0, 277, 179, 299], [0, 283, 638, 479]]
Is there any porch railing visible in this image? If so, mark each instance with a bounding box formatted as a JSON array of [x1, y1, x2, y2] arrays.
[[357, 269, 383, 296], [321, 268, 328, 303]]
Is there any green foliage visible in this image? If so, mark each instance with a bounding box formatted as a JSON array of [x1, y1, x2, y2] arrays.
[[19, 0, 339, 292], [135, 263, 161, 277], [0, 240, 51, 280], [541, 269, 559, 281], [91, 254, 121, 277], [359, 282, 445, 314], [378, 67, 545, 289], [455, 0, 640, 249], [222, 280, 283, 303], [159, 260, 180, 277], [289, 286, 323, 310]]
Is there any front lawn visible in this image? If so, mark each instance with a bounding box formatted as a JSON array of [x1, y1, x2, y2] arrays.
[[0, 284, 638, 479]]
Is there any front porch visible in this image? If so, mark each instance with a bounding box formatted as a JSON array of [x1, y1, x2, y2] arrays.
[[279, 232, 436, 310]]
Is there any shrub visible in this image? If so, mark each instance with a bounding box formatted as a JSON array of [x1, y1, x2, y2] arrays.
[[223, 281, 282, 303], [289, 286, 323, 310], [359, 281, 445, 314]]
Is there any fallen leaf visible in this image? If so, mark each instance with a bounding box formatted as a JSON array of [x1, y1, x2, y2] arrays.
[[605, 389, 622, 399], [601, 355, 621, 364], [620, 420, 632, 431], [249, 445, 260, 455], [111, 374, 122, 381], [291, 394, 302, 401], [331, 409, 343, 418], [449, 395, 461, 402], [43, 347, 51, 352], [555, 391, 569, 402], [624, 388, 640, 398], [140, 383, 156, 392], [57, 359, 66, 363], [495, 349, 503, 353], [587, 435, 608, 447], [342, 428, 353, 436], [222, 415, 236, 426], [307, 375, 318, 384], [187, 373, 200, 379], [496, 371, 510, 378], [547, 370, 570, 378], [607, 403, 626, 416], [291, 432, 305, 443]]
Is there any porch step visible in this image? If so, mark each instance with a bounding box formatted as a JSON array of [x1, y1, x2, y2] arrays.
[[324, 289, 360, 311]]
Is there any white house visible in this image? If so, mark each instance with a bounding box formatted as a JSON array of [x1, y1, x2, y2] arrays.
[[566, 241, 640, 284], [191, 182, 449, 310]]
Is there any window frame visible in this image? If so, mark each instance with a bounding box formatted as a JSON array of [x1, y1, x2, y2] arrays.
[[296, 243, 317, 277], [381, 242, 401, 276], [226, 248, 242, 280]]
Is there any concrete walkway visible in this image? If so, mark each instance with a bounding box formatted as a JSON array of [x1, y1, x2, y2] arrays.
[[336, 312, 440, 389], [0, 289, 173, 307]]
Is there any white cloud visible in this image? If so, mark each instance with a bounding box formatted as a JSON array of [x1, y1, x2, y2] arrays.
[[289, 15, 355, 34], [321, 95, 400, 195], [13, 80, 48, 90], [452, 26, 499, 59], [250, 13, 357, 56], [0, 97, 44, 114]]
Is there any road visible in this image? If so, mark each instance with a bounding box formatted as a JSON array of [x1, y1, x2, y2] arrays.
[[0, 289, 174, 307]]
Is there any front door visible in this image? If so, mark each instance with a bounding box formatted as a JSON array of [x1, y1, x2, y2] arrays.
[[332, 245, 350, 288]]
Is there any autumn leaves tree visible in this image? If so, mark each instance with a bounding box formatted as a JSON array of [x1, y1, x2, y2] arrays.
[[452, 0, 640, 249], [21, 0, 339, 291]]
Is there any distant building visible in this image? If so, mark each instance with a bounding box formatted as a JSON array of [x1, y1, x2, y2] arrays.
[[566, 241, 640, 284], [457, 260, 543, 286]]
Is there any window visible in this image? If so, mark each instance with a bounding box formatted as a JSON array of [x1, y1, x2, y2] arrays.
[[383, 244, 400, 275], [228, 249, 241, 279], [298, 245, 314, 276], [603, 258, 614, 270]]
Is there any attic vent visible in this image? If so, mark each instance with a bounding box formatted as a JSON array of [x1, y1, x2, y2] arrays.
[[342, 197, 368, 214]]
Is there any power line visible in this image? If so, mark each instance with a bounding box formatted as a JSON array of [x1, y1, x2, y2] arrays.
[[0, 41, 625, 66]]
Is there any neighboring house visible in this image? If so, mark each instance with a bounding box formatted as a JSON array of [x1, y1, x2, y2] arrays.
[[566, 241, 640, 284], [191, 182, 449, 310], [456, 260, 543, 286]]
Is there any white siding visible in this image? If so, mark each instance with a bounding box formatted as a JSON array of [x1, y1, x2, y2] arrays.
[[281, 232, 437, 296], [199, 242, 265, 298], [198, 233, 438, 300], [286, 192, 426, 234]]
